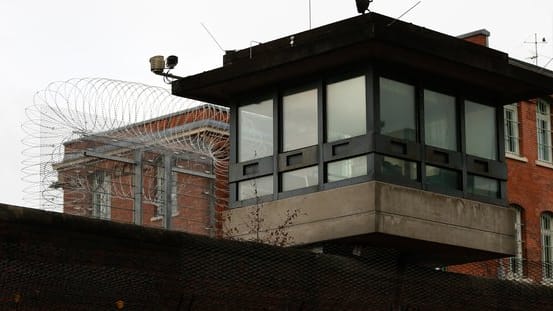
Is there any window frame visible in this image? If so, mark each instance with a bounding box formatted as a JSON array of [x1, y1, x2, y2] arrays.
[[237, 98, 274, 163], [91, 171, 111, 220], [423, 88, 458, 151], [504, 103, 520, 155], [153, 160, 178, 218], [541, 213, 553, 280], [536, 99, 552, 162], [230, 64, 507, 207]]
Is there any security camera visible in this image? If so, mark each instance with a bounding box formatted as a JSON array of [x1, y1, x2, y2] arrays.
[[166, 55, 178, 69], [149, 55, 183, 82], [149, 55, 165, 74]]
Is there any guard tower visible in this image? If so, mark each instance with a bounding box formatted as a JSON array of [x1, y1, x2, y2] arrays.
[[172, 13, 553, 265]]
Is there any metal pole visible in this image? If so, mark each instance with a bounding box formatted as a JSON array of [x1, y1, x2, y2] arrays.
[[309, 0, 312, 29], [163, 154, 173, 229], [133, 149, 143, 225], [208, 159, 216, 238]]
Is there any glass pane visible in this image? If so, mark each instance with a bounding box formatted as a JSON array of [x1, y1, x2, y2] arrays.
[[467, 175, 498, 198], [380, 78, 416, 141], [327, 155, 368, 182], [238, 175, 273, 201], [537, 101, 551, 162], [381, 156, 418, 181], [425, 165, 459, 190], [504, 105, 519, 154], [238, 99, 273, 162], [283, 89, 318, 152], [538, 121, 551, 161], [424, 90, 457, 150], [326, 76, 366, 142], [465, 101, 497, 160], [543, 215, 552, 230], [282, 166, 318, 192]]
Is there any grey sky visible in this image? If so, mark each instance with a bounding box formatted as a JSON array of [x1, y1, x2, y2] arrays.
[[1, 0, 553, 207]]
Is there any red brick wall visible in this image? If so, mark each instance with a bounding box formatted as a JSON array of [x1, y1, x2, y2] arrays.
[[61, 106, 229, 237], [462, 34, 488, 46], [507, 100, 553, 264]]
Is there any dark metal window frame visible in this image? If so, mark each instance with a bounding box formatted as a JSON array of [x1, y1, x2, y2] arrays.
[[230, 62, 508, 207], [375, 67, 506, 204]]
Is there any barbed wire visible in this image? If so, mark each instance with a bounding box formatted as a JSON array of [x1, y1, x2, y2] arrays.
[[21, 78, 229, 228]]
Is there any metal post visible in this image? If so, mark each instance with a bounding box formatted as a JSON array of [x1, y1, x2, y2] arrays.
[[133, 149, 143, 225], [208, 159, 216, 238], [163, 154, 173, 229]]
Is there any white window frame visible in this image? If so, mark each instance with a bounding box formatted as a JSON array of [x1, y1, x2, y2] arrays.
[[92, 171, 111, 220], [541, 213, 553, 280], [504, 103, 520, 155], [537, 99, 552, 162]]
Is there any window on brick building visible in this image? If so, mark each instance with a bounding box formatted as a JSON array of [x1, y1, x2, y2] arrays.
[[508, 205, 524, 279], [154, 164, 178, 218], [91, 171, 111, 220], [541, 213, 553, 279], [504, 103, 520, 155], [537, 99, 552, 162]]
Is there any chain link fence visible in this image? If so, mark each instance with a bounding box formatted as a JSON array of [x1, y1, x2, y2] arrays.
[[1, 204, 553, 310]]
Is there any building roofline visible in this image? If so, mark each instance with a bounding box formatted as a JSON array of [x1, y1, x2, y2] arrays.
[[172, 12, 553, 105], [63, 103, 229, 146], [457, 29, 490, 39]]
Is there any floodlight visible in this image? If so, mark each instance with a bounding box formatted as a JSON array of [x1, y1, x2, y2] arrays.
[[149, 55, 165, 74]]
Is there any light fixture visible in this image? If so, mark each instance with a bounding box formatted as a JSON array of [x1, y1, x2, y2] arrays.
[[149, 55, 183, 83]]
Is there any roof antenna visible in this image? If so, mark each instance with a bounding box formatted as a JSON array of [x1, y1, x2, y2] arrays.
[[387, 1, 422, 27], [309, 0, 312, 29], [524, 33, 547, 66], [201, 22, 225, 53]]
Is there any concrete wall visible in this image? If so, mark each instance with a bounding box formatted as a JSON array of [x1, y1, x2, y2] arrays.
[[224, 181, 516, 265]]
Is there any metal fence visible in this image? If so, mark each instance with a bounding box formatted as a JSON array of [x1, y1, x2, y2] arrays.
[[1, 205, 552, 310]]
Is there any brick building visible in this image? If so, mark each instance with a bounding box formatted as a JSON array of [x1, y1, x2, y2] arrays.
[[56, 104, 229, 236], [443, 30, 553, 284], [503, 97, 553, 282]]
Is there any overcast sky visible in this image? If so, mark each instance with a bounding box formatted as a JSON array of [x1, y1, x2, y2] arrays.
[[1, 0, 553, 208]]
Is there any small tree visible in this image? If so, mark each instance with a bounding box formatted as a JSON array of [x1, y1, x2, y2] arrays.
[[225, 179, 302, 247]]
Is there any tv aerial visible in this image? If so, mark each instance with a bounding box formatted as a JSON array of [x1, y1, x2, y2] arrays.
[[524, 33, 548, 66]]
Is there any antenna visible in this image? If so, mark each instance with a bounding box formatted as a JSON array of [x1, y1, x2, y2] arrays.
[[542, 56, 553, 71], [309, 0, 312, 29], [387, 1, 422, 27], [201, 23, 225, 53], [524, 33, 547, 66]]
